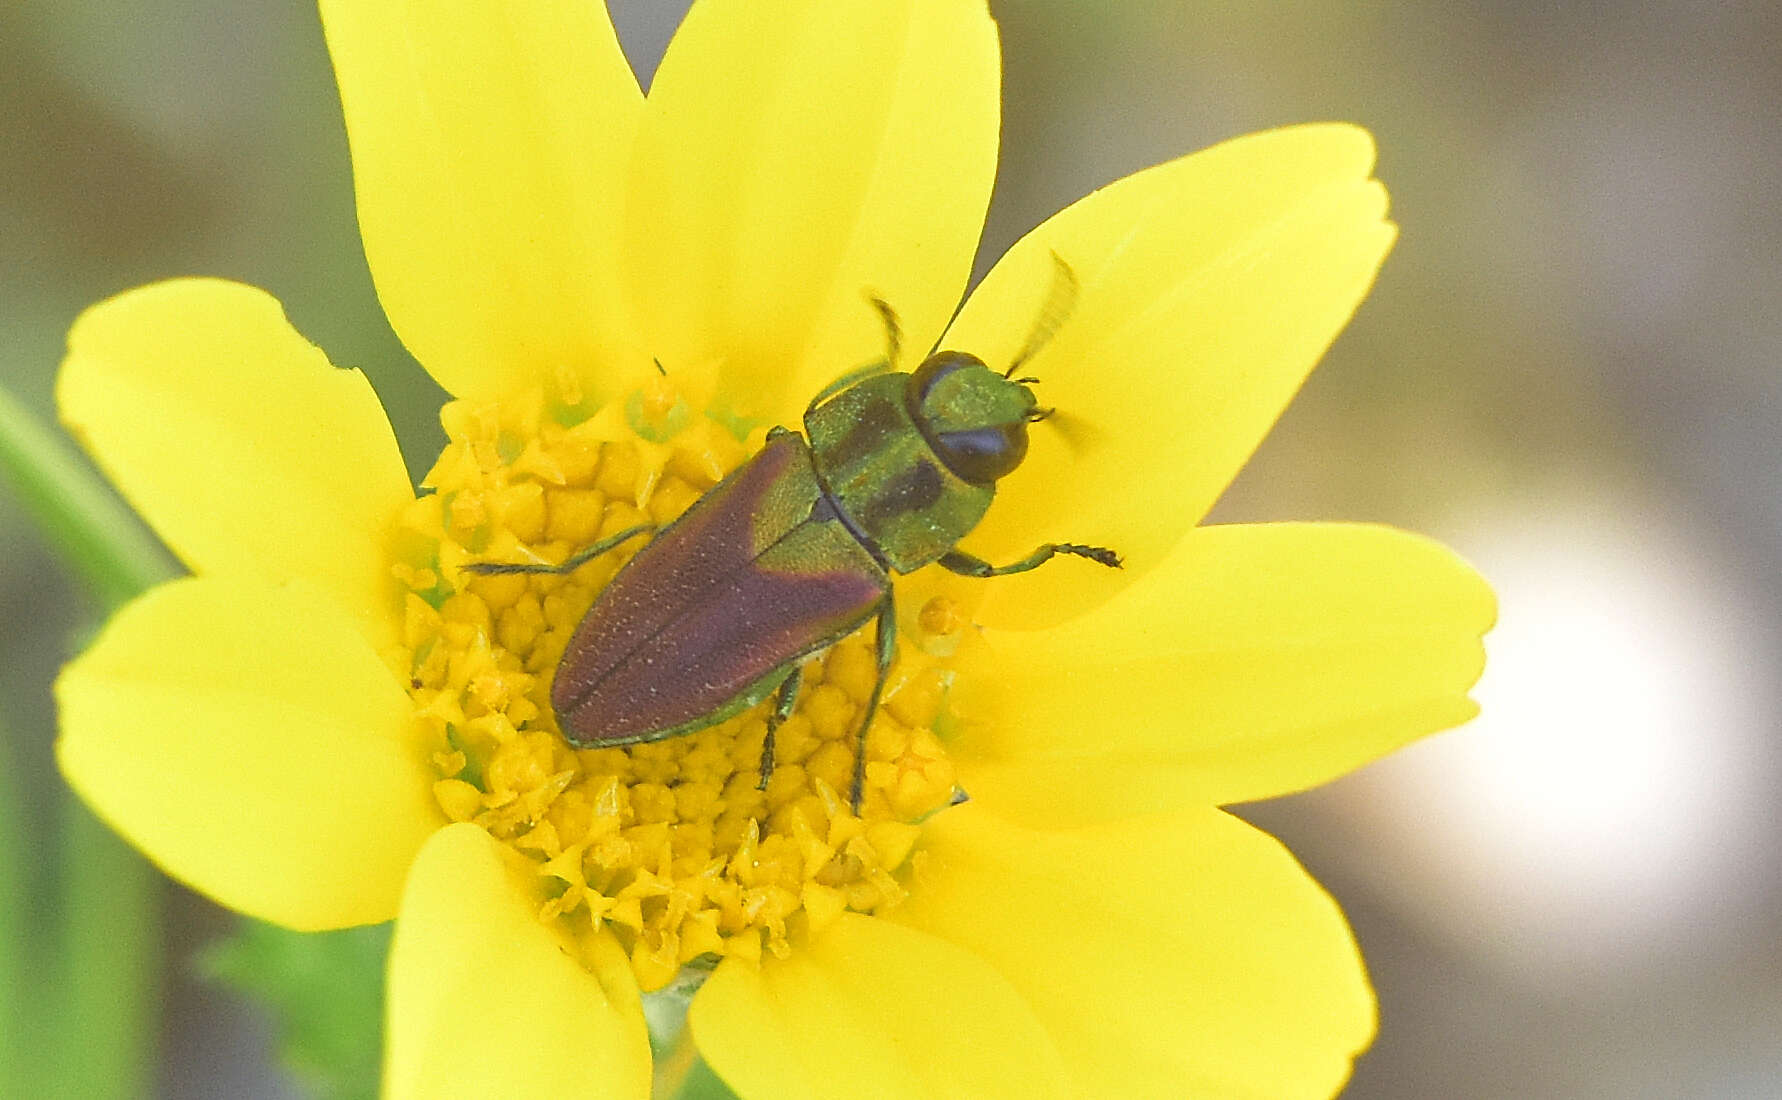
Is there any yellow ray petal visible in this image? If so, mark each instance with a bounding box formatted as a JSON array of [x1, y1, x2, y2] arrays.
[[948, 522, 1494, 824], [626, 0, 999, 420], [944, 123, 1395, 629], [690, 913, 1067, 1100], [56, 577, 438, 931], [385, 824, 650, 1100], [320, 0, 643, 401], [894, 805, 1374, 1100], [57, 279, 411, 649]]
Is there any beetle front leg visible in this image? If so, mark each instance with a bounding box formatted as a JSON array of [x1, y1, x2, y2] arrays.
[[848, 594, 898, 813], [937, 542, 1121, 577], [461, 524, 655, 576], [756, 666, 804, 792]]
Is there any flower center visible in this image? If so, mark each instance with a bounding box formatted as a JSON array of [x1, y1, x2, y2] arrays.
[[390, 372, 961, 990]]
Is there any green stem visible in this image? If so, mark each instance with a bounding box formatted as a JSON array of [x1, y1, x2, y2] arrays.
[[0, 385, 174, 1096], [0, 716, 28, 1095], [52, 798, 161, 1100], [0, 383, 176, 611]]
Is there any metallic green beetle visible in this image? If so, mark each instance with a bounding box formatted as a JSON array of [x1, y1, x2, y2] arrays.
[[470, 261, 1118, 808]]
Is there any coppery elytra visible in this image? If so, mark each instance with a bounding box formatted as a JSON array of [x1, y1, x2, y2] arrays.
[[466, 256, 1120, 810]]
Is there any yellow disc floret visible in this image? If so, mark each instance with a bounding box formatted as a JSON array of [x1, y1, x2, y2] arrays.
[[390, 372, 961, 990]]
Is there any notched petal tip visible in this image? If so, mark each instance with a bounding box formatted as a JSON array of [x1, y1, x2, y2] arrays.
[[54, 276, 412, 649], [945, 122, 1407, 630], [949, 523, 1498, 819], [626, 0, 1001, 419]]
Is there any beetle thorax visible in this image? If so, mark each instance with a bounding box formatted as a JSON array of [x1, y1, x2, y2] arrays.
[[804, 371, 1000, 574]]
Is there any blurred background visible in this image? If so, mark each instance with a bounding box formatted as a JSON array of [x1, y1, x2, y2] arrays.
[[4, 0, 1779, 1096]]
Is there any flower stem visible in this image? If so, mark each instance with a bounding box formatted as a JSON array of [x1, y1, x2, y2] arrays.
[[0, 384, 173, 1095], [0, 715, 29, 1094], [53, 797, 161, 1099], [0, 383, 177, 611]]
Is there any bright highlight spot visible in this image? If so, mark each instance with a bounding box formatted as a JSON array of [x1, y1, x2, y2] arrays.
[[1346, 495, 1773, 981]]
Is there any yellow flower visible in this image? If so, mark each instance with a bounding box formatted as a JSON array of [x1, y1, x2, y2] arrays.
[[53, 2, 1494, 1098]]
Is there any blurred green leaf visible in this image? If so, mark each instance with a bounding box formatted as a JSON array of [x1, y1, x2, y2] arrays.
[[201, 920, 391, 1100], [0, 383, 177, 611]]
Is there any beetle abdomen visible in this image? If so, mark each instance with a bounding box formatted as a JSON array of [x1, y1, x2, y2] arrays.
[[550, 433, 887, 745]]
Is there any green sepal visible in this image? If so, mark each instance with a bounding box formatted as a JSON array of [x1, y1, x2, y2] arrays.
[[640, 965, 742, 1100], [663, 1055, 744, 1100]]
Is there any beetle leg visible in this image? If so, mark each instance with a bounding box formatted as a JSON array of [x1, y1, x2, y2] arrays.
[[849, 594, 898, 812], [461, 524, 655, 576], [757, 666, 804, 792], [937, 542, 1122, 577]]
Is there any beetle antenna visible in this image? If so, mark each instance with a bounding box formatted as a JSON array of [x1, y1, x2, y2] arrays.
[[652, 357, 668, 377], [1003, 251, 1079, 378], [865, 294, 903, 369], [1011, 376, 1041, 385]]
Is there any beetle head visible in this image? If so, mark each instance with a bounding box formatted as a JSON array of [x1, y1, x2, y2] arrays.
[[906, 351, 1038, 485]]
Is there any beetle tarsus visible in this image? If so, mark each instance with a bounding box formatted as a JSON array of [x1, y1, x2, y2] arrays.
[[758, 666, 804, 792], [1056, 543, 1123, 569], [937, 540, 1121, 578]]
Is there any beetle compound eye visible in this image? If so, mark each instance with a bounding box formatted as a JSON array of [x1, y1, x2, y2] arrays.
[[933, 421, 1029, 484], [905, 349, 1039, 484]]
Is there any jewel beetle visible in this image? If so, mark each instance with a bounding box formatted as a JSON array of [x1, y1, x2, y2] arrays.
[[468, 259, 1119, 808]]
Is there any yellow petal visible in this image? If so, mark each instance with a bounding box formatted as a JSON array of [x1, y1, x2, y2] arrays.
[[893, 805, 1374, 1100], [950, 522, 1493, 824], [945, 124, 1395, 628], [626, 0, 999, 418], [57, 279, 411, 649], [384, 824, 651, 1100], [55, 577, 438, 931], [690, 913, 1067, 1100], [320, 0, 643, 401]]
